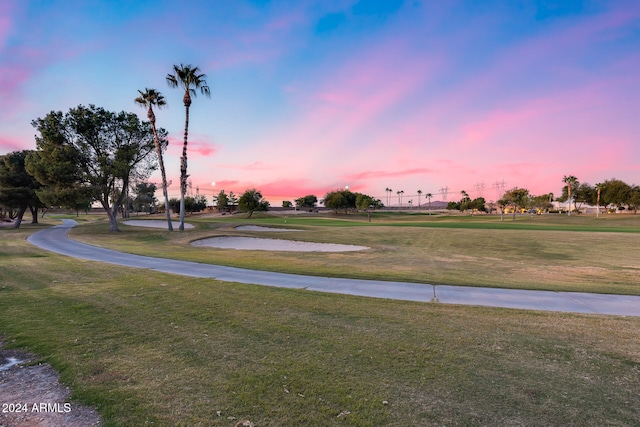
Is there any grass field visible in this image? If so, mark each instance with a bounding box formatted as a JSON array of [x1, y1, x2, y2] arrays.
[[70, 211, 640, 295], [1, 213, 639, 426]]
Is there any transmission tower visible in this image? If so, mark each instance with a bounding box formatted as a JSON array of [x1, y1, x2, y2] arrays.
[[439, 186, 450, 201], [492, 179, 507, 199], [474, 182, 486, 198]]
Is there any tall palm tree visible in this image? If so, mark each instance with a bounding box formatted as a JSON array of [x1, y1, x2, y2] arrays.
[[397, 190, 404, 209], [425, 193, 433, 211], [166, 64, 211, 231], [562, 175, 578, 216], [417, 189, 422, 209], [135, 88, 172, 231], [595, 183, 602, 218]]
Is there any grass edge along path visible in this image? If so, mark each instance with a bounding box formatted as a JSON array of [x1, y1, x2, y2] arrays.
[[68, 213, 640, 296], [1, 228, 639, 425]]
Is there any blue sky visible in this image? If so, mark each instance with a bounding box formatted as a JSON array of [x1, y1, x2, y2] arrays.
[[2, 0, 639, 204]]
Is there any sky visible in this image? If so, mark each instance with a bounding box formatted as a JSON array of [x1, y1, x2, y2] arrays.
[[1, 0, 639, 206]]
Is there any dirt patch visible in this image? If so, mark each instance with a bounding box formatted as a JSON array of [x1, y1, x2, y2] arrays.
[[0, 344, 100, 427]]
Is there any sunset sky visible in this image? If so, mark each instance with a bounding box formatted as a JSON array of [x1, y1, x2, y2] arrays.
[[2, 0, 639, 205]]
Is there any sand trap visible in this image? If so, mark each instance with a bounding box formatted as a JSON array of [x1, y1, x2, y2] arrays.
[[192, 236, 368, 252], [123, 220, 194, 229], [235, 225, 303, 232]]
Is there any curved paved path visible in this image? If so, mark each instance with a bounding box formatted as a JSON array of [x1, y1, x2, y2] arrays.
[[27, 220, 640, 317]]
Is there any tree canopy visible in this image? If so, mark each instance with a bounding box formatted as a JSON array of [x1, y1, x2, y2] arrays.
[[0, 150, 44, 228], [238, 189, 270, 218], [499, 187, 530, 220], [323, 189, 382, 214], [295, 194, 318, 210], [27, 105, 162, 231]]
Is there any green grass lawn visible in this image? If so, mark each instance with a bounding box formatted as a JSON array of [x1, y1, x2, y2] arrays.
[[70, 212, 640, 295], [1, 215, 639, 426]]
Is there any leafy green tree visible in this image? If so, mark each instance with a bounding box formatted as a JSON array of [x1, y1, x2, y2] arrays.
[[0, 150, 44, 228], [228, 191, 238, 209], [324, 190, 349, 213], [238, 189, 269, 218], [356, 193, 374, 222], [166, 64, 211, 231], [132, 181, 158, 213], [573, 182, 596, 212], [135, 88, 173, 230], [213, 190, 229, 211], [446, 201, 459, 211], [169, 195, 206, 214], [295, 194, 318, 210], [323, 189, 377, 214], [189, 195, 208, 213], [24, 112, 93, 212], [28, 105, 159, 231], [282, 200, 293, 208], [467, 197, 486, 214], [499, 187, 530, 220], [530, 194, 553, 213], [601, 179, 632, 211], [628, 185, 640, 214]]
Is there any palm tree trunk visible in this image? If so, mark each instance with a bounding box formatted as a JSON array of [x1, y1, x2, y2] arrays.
[[179, 104, 190, 231], [150, 121, 173, 231]]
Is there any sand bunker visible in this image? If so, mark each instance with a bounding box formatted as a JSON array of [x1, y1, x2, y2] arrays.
[[192, 236, 368, 252], [123, 220, 194, 229], [235, 225, 303, 232]]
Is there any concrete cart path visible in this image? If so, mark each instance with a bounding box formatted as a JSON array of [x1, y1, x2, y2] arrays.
[[27, 220, 640, 317]]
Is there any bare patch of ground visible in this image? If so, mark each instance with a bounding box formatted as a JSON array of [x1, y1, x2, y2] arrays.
[[0, 344, 100, 427]]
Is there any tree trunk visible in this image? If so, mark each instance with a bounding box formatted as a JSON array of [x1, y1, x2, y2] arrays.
[[150, 117, 173, 232], [12, 206, 27, 229], [101, 199, 120, 232], [107, 207, 120, 232], [179, 104, 190, 231], [30, 206, 38, 224]]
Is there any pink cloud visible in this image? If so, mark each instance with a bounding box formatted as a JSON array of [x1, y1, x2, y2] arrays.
[[311, 45, 437, 126], [0, 3, 15, 50], [0, 136, 29, 153], [166, 135, 219, 157], [214, 161, 277, 172]]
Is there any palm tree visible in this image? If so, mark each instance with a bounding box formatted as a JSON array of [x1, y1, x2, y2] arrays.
[[166, 64, 211, 231], [396, 190, 404, 209], [425, 193, 433, 211], [562, 175, 578, 216], [385, 188, 391, 207], [135, 88, 172, 231], [595, 183, 602, 218], [417, 189, 422, 209]]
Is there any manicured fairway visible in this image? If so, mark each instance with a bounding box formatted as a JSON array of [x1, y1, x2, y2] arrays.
[[72, 212, 640, 295], [1, 216, 639, 426]]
